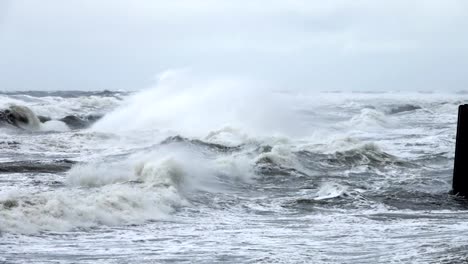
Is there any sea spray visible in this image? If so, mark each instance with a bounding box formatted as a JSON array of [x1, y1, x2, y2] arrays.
[[91, 70, 306, 138]]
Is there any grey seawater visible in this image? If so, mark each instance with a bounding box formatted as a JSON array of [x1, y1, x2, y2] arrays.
[[1, 91, 468, 263]]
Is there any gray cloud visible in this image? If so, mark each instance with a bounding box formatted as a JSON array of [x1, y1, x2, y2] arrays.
[[0, 0, 11, 29], [0, 0, 467, 91]]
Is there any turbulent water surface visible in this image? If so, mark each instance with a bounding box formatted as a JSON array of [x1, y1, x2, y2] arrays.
[[1, 82, 468, 263]]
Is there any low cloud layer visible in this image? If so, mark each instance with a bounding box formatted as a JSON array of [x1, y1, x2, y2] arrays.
[[0, 0, 467, 91]]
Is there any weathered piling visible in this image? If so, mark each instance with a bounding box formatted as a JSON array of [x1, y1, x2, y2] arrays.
[[453, 104, 468, 196]]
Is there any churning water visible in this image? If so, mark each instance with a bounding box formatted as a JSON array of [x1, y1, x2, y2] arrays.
[[1, 74, 468, 263]]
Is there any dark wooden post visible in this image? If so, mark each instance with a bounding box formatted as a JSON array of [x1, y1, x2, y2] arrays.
[[453, 104, 468, 196]]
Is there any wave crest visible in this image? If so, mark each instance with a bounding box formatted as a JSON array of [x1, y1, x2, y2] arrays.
[[327, 143, 399, 167], [347, 108, 389, 129]]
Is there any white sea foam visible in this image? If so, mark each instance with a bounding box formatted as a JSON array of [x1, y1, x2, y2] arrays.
[[0, 184, 182, 234], [314, 182, 348, 200], [0, 142, 262, 233], [40, 120, 70, 132], [1, 149, 198, 233]]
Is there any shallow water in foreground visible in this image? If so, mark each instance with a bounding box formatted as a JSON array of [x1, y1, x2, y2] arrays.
[[1, 87, 468, 263]]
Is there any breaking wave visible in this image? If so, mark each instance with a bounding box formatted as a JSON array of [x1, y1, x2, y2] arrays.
[[0, 150, 196, 233], [346, 108, 390, 129], [0, 139, 255, 233], [0, 103, 103, 132], [326, 143, 400, 167], [0, 184, 182, 234]]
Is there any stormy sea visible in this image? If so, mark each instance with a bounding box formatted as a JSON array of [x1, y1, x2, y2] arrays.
[[1, 77, 468, 263]]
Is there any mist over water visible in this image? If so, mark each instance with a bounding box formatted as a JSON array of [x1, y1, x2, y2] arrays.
[[0, 77, 468, 263], [93, 70, 306, 138]]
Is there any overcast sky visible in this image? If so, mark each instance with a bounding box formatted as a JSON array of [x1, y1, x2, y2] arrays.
[[0, 0, 467, 91]]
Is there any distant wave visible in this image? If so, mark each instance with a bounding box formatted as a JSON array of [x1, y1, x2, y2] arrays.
[[0, 90, 129, 98]]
